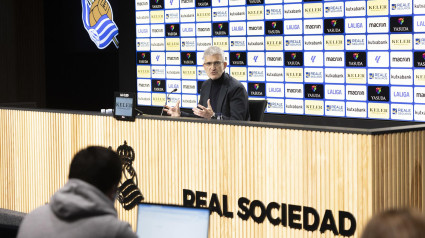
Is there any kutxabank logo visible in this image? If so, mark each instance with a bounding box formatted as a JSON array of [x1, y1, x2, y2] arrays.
[[82, 0, 118, 49]]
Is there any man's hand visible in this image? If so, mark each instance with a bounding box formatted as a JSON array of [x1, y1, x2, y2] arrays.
[[193, 99, 214, 119], [163, 100, 181, 117]]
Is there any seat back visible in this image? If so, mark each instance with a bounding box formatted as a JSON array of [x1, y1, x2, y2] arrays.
[[248, 99, 267, 122]]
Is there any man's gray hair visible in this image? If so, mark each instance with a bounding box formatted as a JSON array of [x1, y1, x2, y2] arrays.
[[203, 46, 225, 60]]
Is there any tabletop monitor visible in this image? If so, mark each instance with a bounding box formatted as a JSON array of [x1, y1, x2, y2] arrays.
[[114, 92, 136, 121], [136, 203, 210, 238]]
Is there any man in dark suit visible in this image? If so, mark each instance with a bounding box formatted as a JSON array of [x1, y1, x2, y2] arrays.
[[164, 46, 250, 120]]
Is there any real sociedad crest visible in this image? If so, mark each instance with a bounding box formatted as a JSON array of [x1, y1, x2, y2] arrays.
[[82, 0, 119, 49]]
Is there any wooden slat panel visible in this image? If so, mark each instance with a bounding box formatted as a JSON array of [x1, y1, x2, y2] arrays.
[[1, 109, 423, 237]]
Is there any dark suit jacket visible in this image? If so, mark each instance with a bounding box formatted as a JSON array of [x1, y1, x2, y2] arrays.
[[198, 73, 250, 121]]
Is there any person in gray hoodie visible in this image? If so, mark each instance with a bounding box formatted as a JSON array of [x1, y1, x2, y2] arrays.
[[17, 146, 138, 238]]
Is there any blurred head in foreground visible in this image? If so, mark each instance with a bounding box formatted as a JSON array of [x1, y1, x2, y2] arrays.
[[361, 209, 425, 238]]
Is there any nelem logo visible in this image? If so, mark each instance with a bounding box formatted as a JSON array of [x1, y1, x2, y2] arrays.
[[81, 0, 119, 49]]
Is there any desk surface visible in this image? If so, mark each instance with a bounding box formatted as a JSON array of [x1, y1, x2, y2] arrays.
[[2, 107, 425, 135]]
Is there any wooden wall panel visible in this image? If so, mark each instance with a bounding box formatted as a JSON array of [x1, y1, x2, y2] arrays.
[[0, 109, 423, 237]]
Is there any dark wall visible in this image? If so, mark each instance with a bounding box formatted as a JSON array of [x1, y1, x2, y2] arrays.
[[0, 0, 46, 108], [44, 0, 120, 111], [0, 0, 121, 111]]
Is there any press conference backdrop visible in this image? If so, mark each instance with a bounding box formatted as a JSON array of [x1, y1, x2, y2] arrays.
[[134, 0, 425, 121]]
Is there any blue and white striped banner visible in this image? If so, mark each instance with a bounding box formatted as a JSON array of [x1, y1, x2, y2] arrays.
[[81, 0, 118, 49]]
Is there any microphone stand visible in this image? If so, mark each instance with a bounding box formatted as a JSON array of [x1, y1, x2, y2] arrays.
[[161, 88, 178, 116]]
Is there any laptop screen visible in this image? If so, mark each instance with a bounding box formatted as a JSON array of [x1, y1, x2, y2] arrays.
[[136, 203, 210, 238]]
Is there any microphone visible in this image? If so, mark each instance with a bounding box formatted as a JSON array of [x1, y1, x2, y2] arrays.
[[161, 88, 178, 116]]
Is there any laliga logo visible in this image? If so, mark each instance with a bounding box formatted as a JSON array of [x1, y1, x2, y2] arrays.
[[398, 18, 404, 25], [353, 53, 359, 60], [156, 81, 161, 87], [271, 22, 277, 28], [236, 53, 241, 60], [254, 84, 260, 90], [311, 85, 317, 92], [81, 0, 119, 49], [218, 23, 223, 30], [170, 25, 175, 31], [331, 20, 337, 27], [291, 53, 297, 60], [376, 87, 382, 94]]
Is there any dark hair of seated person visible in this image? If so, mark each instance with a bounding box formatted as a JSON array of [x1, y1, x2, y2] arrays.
[[361, 209, 425, 238], [68, 146, 122, 194]]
